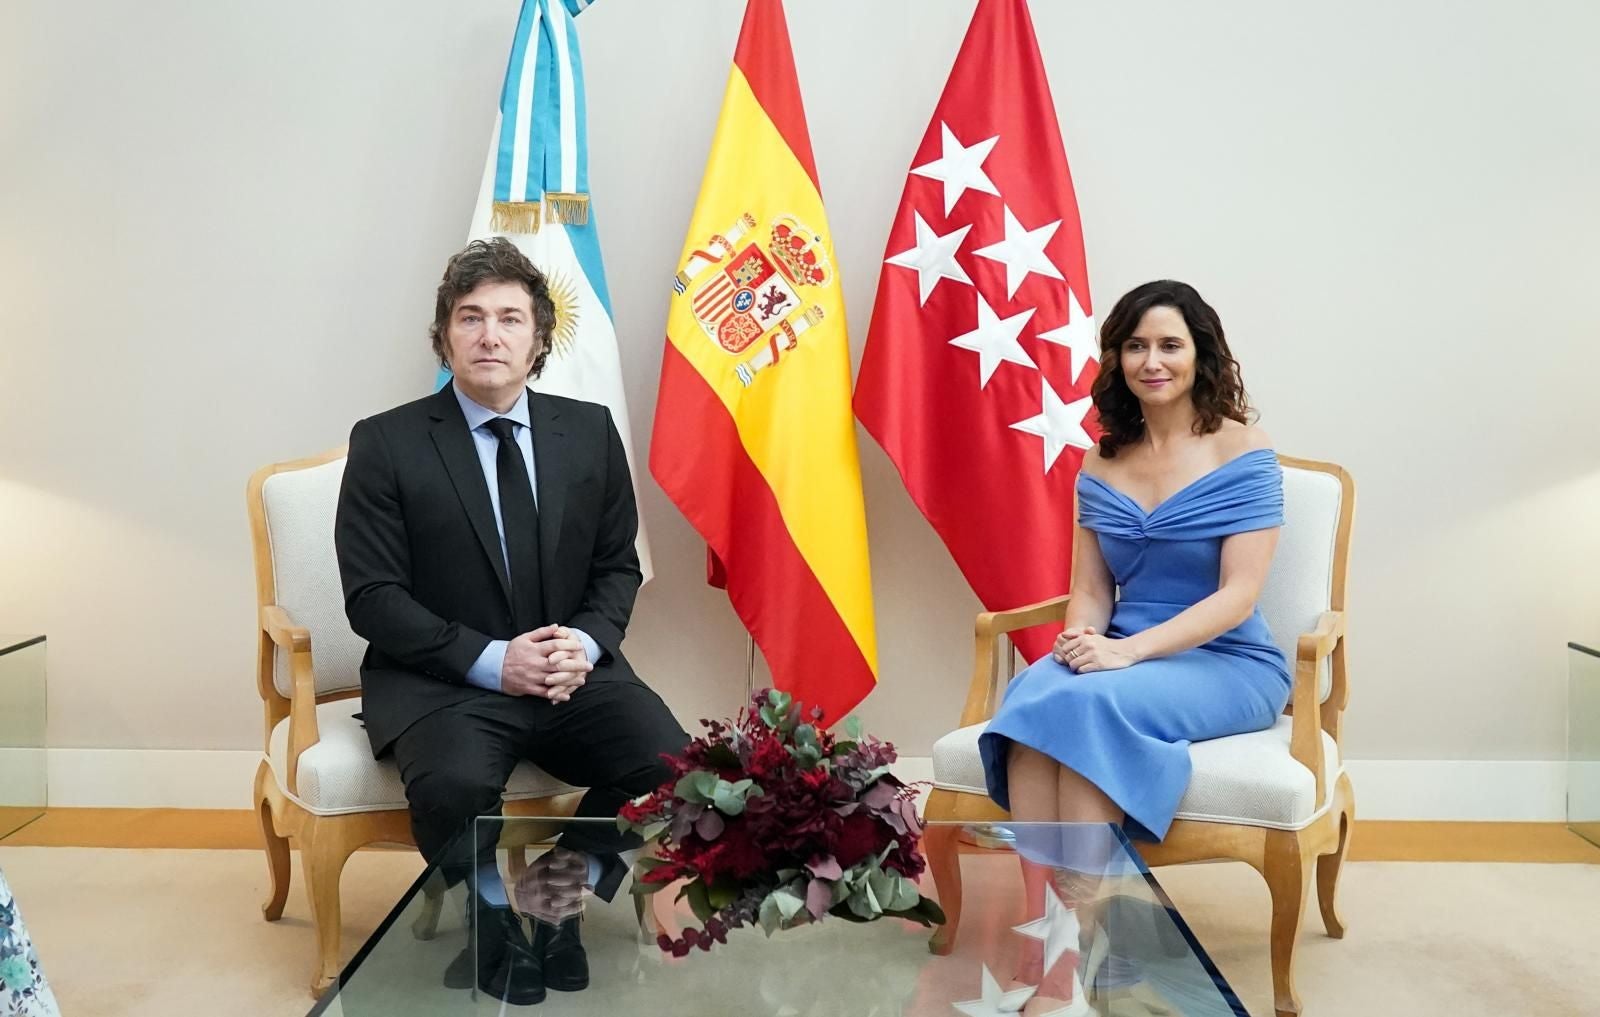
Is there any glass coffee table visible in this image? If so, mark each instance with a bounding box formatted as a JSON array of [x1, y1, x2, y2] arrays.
[[1571, 642, 1600, 848], [309, 818, 1248, 1016], [0, 634, 48, 842]]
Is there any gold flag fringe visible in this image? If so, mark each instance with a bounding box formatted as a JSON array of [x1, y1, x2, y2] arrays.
[[543, 192, 590, 226], [491, 201, 543, 234]]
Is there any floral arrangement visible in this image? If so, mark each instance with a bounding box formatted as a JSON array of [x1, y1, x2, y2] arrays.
[[619, 689, 946, 955]]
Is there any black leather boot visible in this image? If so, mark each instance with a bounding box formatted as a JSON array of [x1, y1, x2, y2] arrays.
[[443, 902, 545, 1005], [531, 915, 589, 992]]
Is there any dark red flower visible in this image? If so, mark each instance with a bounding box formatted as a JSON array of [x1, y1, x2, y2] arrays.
[[834, 812, 890, 868]]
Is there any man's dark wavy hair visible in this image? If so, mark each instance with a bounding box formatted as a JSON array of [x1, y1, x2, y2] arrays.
[[429, 237, 556, 379], [1090, 280, 1253, 457]]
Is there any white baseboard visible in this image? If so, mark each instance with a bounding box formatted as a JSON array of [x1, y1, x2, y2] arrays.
[[0, 748, 47, 806], [18, 750, 1576, 822], [1571, 761, 1600, 821], [41, 749, 263, 810], [1341, 760, 1569, 822]]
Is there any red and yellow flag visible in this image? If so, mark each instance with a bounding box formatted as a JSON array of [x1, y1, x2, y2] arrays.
[[650, 0, 876, 723]]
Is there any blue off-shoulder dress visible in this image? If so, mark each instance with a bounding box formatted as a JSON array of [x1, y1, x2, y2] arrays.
[[979, 448, 1291, 841]]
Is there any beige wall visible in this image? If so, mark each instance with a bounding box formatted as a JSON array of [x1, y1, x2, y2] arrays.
[[2, 0, 1597, 762]]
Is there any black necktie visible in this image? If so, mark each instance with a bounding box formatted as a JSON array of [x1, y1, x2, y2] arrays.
[[485, 417, 545, 633]]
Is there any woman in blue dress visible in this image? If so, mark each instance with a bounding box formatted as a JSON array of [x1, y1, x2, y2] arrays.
[[980, 280, 1289, 1008]]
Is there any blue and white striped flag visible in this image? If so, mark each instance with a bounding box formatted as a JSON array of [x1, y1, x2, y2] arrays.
[[451, 0, 653, 579]]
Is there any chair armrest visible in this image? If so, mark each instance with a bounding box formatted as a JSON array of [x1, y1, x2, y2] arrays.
[[958, 595, 1072, 728], [1297, 610, 1344, 664], [260, 604, 321, 796], [977, 595, 1074, 639], [1288, 610, 1345, 806], [261, 605, 310, 653]]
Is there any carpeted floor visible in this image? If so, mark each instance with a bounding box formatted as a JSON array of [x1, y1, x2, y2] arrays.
[[2, 846, 1596, 1016]]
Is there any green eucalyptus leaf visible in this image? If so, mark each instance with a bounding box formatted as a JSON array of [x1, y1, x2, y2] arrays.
[[772, 887, 806, 923], [642, 819, 669, 842], [887, 875, 920, 912], [758, 892, 782, 935], [712, 779, 753, 815], [708, 882, 739, 910], [682, 880, 714, 923], [847, 882, 881, 920], [861, 764, 893, 784], [673, 771, 715, 804], [866, 868, 896, 908]]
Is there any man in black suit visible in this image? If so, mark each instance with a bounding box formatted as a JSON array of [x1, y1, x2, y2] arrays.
[[334, 238, 686, 1004]]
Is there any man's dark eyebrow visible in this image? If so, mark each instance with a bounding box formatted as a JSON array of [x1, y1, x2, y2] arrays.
[[455, 303, 527, 315]]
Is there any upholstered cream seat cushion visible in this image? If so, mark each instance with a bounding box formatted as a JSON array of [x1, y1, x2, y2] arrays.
[[266, 697, 580, 816], [931, 715, 1341, 830]]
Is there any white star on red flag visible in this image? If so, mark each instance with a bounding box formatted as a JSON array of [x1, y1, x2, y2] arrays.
[[885, 211, 973, 305], [974, 205, 1064, 299], [1036, 290, 1099, 384], [855, 0, 1100, 663], [1010, 380, 1094, 473], [911, 122, 1001, 215], [949, 293, 1037, 388]]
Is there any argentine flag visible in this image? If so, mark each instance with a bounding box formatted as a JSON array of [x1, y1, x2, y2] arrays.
[[448, 0, 653, 579]]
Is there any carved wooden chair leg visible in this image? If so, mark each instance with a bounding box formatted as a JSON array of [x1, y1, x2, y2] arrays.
[[1263, 830, 1313, 1017], [302, 819, 360, 997], [412, 869, 448, 941], [924, 820, 964, 955], [1317, 781, 1355, 939], [255, 764, 291, 922]]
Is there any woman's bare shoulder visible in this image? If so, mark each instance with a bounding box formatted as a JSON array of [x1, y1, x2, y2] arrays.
[[1078, 443, 1106, 478], [1213, 420, 1272, 456]]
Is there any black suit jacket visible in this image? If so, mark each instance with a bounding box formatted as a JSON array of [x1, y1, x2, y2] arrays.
[[334, 384, 643, 755]]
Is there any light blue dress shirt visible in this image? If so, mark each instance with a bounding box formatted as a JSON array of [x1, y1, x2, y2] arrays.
[[453, 384, 599, 691]]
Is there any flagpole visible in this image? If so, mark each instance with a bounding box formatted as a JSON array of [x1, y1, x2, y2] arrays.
[[744, 634, 757, 704]]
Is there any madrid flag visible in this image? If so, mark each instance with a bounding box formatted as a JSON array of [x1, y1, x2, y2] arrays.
[[854, 0, 1099, 662], [453, 0, 654, 578], [651, 0, 877, 722]]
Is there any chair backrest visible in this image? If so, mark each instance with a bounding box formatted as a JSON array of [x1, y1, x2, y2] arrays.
[[1258, 457, 1353, 703], [248, 450, 366, 700]]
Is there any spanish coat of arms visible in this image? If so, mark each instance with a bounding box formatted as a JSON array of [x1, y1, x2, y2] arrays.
[[672, 213, 832, 387]]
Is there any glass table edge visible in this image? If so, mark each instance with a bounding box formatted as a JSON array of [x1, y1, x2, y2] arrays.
[[309, 818, 1250, 1016], [0, 634, 45, 658]]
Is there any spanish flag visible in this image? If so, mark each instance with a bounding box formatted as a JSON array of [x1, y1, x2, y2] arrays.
[[650, 0, 877, 723]]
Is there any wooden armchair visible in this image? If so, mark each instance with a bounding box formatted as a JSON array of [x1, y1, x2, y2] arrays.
[[247, 448, 584, 995], [922, 455, 1356, 1017]]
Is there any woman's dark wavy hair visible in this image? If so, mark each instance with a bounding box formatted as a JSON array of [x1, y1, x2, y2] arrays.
[[1089, 280, 1253, 457], [429, 237, 556, 379]]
